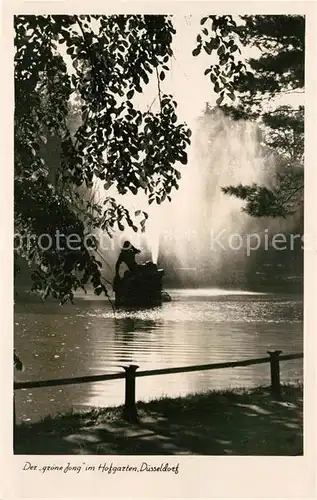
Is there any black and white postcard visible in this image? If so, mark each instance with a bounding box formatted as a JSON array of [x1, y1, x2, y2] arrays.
[[1, 1, 316, 498]]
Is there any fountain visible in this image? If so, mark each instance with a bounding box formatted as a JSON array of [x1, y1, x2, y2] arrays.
[[92, 107, 302, 292]]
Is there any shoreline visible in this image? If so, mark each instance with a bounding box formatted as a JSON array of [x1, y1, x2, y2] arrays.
[[14, 384, 303, 456]]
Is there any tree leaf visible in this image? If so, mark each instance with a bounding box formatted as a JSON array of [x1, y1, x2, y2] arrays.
[[192, 46, 201, 57], [216, 94, 224, 106], [179, 152, 188, 165], [204, 43, 212, 55], [217, 45, 225, 56]]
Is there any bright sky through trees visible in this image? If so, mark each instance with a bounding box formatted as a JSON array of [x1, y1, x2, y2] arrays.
[[65, 15, 304, 128]]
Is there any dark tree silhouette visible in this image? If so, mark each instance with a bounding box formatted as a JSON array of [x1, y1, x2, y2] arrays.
[[222, 105, 304, 218], [200, 15, 305, 218], [15, 14, 249, 302], [15, 15, 303, 305], [14, 15, 192, 302]]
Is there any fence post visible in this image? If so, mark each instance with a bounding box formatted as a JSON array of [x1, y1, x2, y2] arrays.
[[122, 365, 139, 423], [267, 350, 282, 400]]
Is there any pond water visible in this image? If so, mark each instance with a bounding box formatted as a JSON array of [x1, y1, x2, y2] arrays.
[[14, 289, 303, 423]]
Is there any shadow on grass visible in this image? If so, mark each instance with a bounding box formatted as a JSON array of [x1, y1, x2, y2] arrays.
[[14, 385, 303, 456]]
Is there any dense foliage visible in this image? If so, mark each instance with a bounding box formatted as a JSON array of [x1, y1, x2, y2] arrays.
[[14, 15, 192, 302], [14, 14, 305, 303], [192, 15, 248, 105], [216, 15, 304, 217], [222, 105, 304, 218]]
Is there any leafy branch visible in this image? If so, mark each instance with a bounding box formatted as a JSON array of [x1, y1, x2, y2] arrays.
[[192, 15, 249, 106]]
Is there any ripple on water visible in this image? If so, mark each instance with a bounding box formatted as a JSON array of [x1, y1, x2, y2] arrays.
[[14, 290, 303, 422]]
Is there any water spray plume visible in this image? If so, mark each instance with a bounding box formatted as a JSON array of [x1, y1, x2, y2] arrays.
[[93, 109, 299, 285]]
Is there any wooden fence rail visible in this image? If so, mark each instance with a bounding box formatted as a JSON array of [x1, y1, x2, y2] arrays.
[[14, 350, 303, 424]]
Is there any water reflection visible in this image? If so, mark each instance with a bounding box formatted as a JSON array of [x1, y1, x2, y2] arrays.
[[114, 316, 159, 335], [14, 289, 303, 422]]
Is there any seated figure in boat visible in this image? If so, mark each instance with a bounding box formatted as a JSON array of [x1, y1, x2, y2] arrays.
[[113, 242, 161, 288], [113, 241, 140, 292], [113, 242, 167, 306], [115, 241, 141, 274]]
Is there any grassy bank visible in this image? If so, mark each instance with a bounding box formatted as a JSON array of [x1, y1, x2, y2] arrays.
[[14, 384, 303, 455]]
